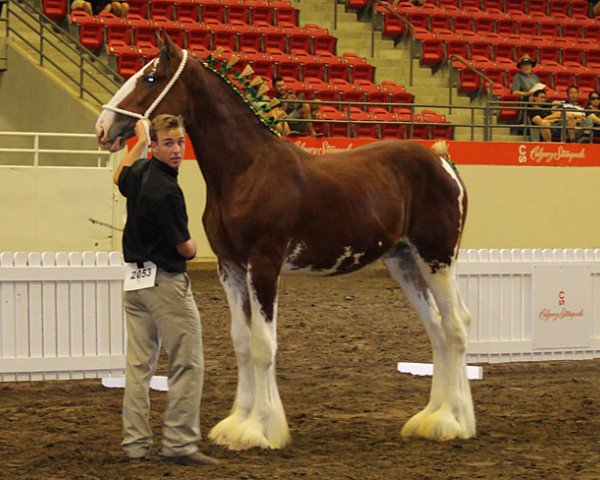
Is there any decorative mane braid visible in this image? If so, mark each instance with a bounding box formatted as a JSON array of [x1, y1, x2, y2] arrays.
[[200, 50, 285, 137]]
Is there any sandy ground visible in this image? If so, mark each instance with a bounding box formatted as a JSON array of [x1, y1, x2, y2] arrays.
[[1, 268, 599, 480]]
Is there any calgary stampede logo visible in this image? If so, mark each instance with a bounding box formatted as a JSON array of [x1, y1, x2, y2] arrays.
[[518, 144, 587, 164]]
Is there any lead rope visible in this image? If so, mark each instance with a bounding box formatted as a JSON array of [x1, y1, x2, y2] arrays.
[[102, 49, 189, 157]]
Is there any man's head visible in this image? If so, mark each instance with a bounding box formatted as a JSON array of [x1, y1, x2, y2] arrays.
[[150, 114, 186, 170], [272, 76, 287, 97], [531, 89, 547, 103], [517, 54, 536, 73], [566, 85, 579, 103]]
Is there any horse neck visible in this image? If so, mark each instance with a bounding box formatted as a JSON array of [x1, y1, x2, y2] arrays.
[[183, 63, 281, 194]]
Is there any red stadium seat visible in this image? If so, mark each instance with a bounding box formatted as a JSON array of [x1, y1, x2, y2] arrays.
[[358, 80, 387, 106], [304, 77, 338, 103], [70, 11, 105, 51], [319, 51, 350, 82], [273, 2, 297, 26], [437, 29, 469, 60], [150, 0, 175, 22], [304, 24, 336, 55], [319, 106, 349, 137], [186, 21, 212, 50], [341, 52, 373, 82], [527, 0, 548, 15], [293, 51, 326, 81], [235, 23, 262, 52], [108, 45, 144, 78], [421, 109, 453, 140], [570, 0, 590, 17], [100, 13, 131, 48], [372, 109, 403, 139], [245, 51, 275, 78], [43, 0, 68, 21], [380, 80, 414, 108], [175, 0, 200, 25], [153, 19, 185, 47], [350, 110, 377, 138], [268, 51, 300, 79], [413, 30, 444, 66], [200, 0, 226, 23], [260, 26, 286, 53], [210, 22, 236, 50], [249, 1, 275, 25], [331, 78, 364, 106]]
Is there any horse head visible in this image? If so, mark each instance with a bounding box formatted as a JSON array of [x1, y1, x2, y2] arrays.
[[96, 34, 190, 152]]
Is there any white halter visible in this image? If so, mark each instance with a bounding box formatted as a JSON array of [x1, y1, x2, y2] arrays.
[[102, 49, 189, 155]]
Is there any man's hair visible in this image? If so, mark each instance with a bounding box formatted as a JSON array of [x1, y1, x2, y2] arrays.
[[272, 76, 284, 85], [150, 114, 185, 142], [566, 85, 578, 94], [531, 89, 546, 98]]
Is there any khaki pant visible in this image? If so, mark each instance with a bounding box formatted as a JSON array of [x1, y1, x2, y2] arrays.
[[121, 269, 204, 458]]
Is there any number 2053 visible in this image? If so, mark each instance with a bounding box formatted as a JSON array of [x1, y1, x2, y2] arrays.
[[131, 268, 152, 280]]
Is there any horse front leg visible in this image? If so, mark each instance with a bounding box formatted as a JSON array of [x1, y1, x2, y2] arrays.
[[225, 253, 290, 450], [209, 263, 255, 448]]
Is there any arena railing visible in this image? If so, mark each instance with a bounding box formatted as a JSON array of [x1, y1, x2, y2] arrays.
[[0, 0, 7, 70], [6, 0, 122, 107], [0, 131, 113, 167]]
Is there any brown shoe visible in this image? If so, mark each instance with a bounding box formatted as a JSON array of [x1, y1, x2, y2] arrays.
[[163, 451, 220, 466]]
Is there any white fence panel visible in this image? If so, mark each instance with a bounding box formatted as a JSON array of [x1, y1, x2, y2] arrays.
[[0, 252, 127, 381], [458, 248, 600, 363]]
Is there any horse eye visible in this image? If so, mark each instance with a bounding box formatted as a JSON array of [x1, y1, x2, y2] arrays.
[[143, 75, 156, 85]]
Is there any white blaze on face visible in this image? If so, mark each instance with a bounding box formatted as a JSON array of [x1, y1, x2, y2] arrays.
[[95, 61, 155, 142]]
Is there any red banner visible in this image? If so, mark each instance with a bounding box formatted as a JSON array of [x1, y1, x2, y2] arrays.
[[130, 137, 600, 167]]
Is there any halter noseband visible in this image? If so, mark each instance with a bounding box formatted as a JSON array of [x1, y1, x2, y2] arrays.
[[102, 49, 189, 154]]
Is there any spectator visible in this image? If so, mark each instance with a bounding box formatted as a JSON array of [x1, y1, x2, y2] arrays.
[[528, 89, 578, 142], [71, 0, 129, 17], [272, 76, 321, 137], [511, 54, 542, 102], [580, 90, 600, 142], [590, 0, 600, 17], [552, 85, 587, 141]]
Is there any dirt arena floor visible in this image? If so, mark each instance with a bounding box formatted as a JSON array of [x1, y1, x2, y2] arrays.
[[1, 267, 599, 480]]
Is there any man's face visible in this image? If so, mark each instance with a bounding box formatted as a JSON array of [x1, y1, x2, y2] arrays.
[[534, 92, 547, 103], [274, 80, 287, 97], [151, 127, 185, 170], [567, 88, 579, 103], [520, 62, 533, 73]]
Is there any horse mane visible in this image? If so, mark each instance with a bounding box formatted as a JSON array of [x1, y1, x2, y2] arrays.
[[199, 50, 286, 138]]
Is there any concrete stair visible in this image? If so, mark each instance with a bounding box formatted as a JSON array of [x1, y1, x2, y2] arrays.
[[292, 0, 520, 142], [7, 1, 118, 109]]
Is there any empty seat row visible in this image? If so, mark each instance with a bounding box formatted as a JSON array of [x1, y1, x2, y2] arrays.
[[378, 1, 599, 39], [414, 30, 600, 67], [310, 106, 453, 140], [125, 0, 298, 27], [42, 0, 295, 24], [428, 0, 590, 17], [70, 11, 336, 55]]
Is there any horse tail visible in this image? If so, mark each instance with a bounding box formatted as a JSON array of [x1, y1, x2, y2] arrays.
[[430, 140, 458, 173]]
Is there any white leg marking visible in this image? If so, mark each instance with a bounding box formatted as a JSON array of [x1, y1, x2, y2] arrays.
[[209, 267, 256, 447], [212, 267, 290, 450], [386, 247, 475, 441]]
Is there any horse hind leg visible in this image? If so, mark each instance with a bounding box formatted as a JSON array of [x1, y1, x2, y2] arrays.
[[384, 243, 475, 441], [209, 263, 257, 448]]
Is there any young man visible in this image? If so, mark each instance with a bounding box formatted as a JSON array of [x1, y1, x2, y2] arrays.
[[114, 115, 217, 466], [528, 89, 578, 142], [272, 76, 321, 137]]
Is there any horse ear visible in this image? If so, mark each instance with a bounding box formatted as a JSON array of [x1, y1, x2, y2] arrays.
[[158, 31, 176, 64]]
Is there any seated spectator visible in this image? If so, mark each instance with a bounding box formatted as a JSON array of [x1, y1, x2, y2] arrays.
[[552, 85, 587, 141], [590, 0, 600, 17], [511, 55, 542, 102], [71, 0, 129, 17], [272, 76, 321, 137], [580, 90, 600, 142], [528, 89, 579, 142]]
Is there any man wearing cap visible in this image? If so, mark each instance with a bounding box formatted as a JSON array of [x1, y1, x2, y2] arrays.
[[511, 54, 542, 101]]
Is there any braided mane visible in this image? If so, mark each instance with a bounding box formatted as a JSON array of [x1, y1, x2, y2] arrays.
[[201, 51, 285, 137]]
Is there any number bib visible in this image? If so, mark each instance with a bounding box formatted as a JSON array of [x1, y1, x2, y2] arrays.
[[124, 261, 157, 291]]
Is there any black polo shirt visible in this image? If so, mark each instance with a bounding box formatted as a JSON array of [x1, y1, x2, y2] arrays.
[[118, 157, 191, 273]]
